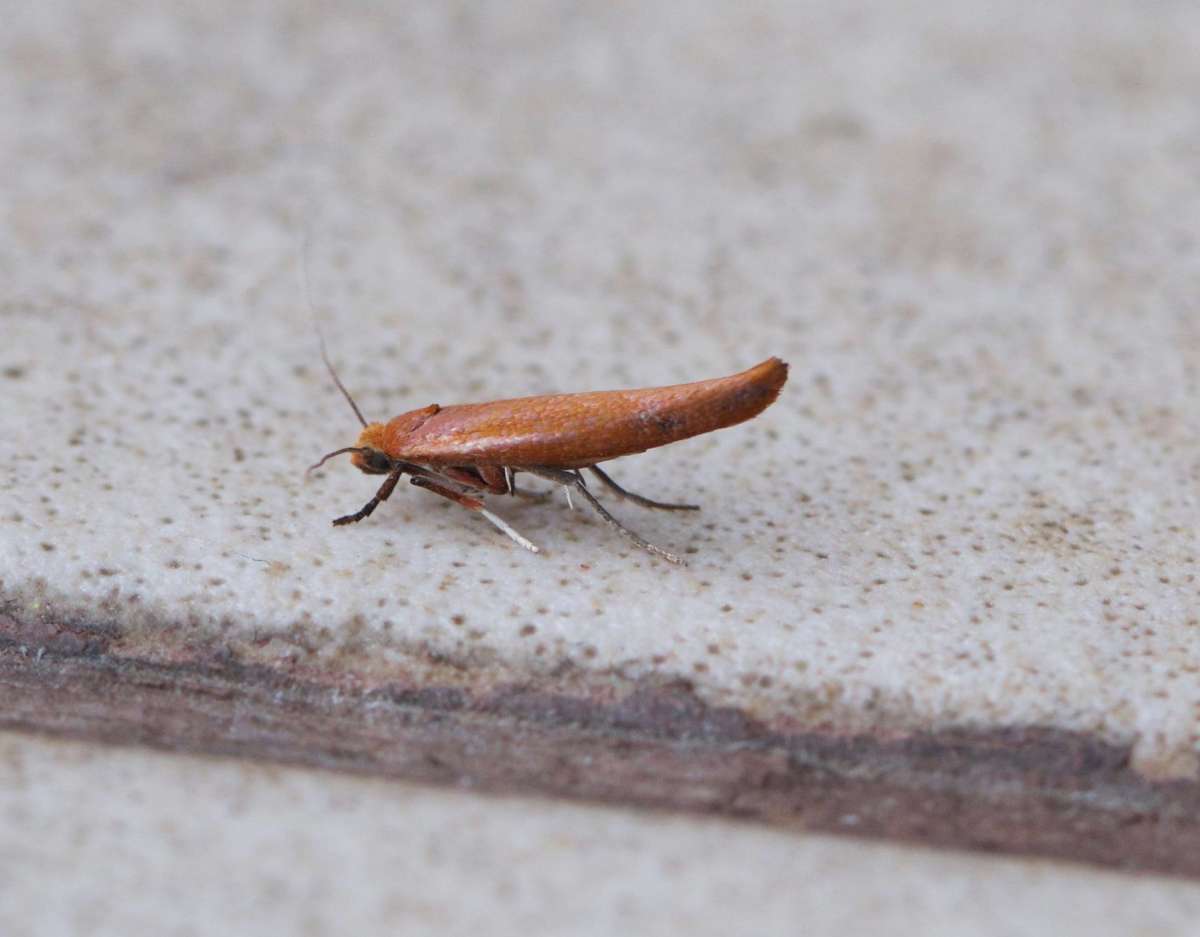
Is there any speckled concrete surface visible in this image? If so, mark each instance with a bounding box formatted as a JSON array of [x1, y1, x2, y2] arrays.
[[2, 730, 1198, 937], [3, 0, 1200, 873]]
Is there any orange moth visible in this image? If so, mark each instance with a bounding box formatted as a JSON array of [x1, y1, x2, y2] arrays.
[[309, 356, 788, 564]]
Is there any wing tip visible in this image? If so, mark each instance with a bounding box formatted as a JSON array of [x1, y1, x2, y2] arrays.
[[750, 356, 789, 395]]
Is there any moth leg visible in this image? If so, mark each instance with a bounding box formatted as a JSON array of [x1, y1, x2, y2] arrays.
[[410, 475, 540, 554], [476, 465, 513, 495], [504, 467, 553, 502], [333, 466, 404, 526], [525, 467, 686, 565], [441, 465, 509, 495], [587, 465, 699, 511], [563, 471, 578, 511]]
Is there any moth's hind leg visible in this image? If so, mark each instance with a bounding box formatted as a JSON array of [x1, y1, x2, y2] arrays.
[[525, 467, 686, 565], [587, 464, 699, 511], [409, 475, 540, 554]]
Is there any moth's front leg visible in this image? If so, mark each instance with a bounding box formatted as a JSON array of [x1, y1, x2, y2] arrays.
[[332, 466, 404, 526]]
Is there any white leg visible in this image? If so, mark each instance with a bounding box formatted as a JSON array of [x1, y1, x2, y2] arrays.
[[478, 507, 540, 553]]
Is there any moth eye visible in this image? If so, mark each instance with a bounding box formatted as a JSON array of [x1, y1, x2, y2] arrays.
[[369, 451, 392, 473]]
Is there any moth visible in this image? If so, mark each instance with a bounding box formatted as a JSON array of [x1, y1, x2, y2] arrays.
[[310, 355, 787, 564]]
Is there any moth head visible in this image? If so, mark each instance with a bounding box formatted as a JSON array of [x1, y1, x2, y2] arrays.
[[348, 424, 392, 475], [307, 423, 392, 476]]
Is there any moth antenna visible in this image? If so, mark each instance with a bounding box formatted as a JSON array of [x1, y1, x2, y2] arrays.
[[307, 447, 367, 475], [318, 331, 368, 429], [303, 228, 369, 429]]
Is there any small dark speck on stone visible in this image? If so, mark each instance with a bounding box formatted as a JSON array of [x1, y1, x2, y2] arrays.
[[2, 366, 25, 379]]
